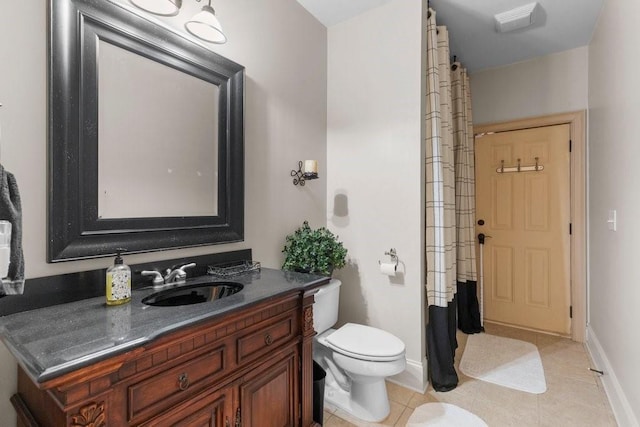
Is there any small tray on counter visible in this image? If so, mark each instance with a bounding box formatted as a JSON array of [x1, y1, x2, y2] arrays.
[[207, 260, 261, 278]]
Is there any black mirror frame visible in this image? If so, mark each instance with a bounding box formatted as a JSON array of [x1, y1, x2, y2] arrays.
[[48, 0, 244, 262]]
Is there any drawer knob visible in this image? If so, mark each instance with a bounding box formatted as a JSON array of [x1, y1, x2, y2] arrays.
[[178, 373, 190, 391], [264, 334, 273, 345]]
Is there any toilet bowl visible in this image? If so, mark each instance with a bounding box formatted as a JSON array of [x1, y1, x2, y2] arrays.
[[312, 279, 406, 422]]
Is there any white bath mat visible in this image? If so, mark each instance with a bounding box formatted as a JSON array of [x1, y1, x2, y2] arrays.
[[459, 333, 546, 394], [407, 403, 487, 427]]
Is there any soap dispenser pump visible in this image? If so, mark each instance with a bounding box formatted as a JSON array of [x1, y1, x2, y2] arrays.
[[106, 250, 131, 306]]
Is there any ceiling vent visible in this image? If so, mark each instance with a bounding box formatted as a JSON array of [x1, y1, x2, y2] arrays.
[[494, 2, 539, 33]]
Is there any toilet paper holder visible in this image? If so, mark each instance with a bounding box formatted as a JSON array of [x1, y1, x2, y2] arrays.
[[378, 248, 398, 267]]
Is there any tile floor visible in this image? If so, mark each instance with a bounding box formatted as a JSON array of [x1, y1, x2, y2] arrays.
[[322, 323, 617, 426]]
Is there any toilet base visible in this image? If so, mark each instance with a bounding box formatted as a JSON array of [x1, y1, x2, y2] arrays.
[[324, 375, 391, 422]]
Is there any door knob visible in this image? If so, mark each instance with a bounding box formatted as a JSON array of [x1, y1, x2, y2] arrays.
[[478, 233, 492, 244]]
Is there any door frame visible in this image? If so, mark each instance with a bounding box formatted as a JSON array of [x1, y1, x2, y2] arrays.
[[474, 111, 586, 342]]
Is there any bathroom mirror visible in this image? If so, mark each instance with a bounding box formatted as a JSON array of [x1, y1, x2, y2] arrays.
[[48, 0, 245, 261]]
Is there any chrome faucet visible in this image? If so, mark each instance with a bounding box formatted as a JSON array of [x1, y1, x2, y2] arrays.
[[141, 262, 196, 288], [141, 270, 164, 288], [164, 263, 196, 284]]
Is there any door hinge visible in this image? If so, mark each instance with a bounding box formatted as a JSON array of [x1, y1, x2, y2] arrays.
[[569, 223, 572, 235], [569, 139, 572, 152], [570, 306, 573, 318]]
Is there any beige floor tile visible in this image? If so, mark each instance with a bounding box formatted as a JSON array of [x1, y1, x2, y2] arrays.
[[536, 334, 586, 354], [474, 380, 539, 410], [542, 354, 598, 385], [323, 410, 334, 423], [324, 414, 359, 427], [386, 380, 415, 406], [412, 386, 477, 412], [451, 372, 480, 394], [539, 400, 616, 427], [406, 390, 440, 409], [332, 401, 405, 427], [472, 396, 538, 426], [324, 325, 618, 427], [406, 391, 439, 409], [324, 401, 339, 414], [540, 375, 606, 409], [394, 406, 414, 426], [483, 323, 538, 344]]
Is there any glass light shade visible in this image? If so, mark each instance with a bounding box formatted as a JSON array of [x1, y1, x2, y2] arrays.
[[129, 0, 182, 16], [185, 5, 227, 44]]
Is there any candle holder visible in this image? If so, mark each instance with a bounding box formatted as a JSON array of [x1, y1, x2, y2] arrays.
[[291, 160, 319, 186]]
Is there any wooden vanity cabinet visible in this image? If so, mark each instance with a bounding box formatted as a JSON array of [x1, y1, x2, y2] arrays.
[[12, 290, 318, 427]]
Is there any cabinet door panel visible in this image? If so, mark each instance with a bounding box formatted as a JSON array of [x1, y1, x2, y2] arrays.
[[141, 384, 235, 427], [240, 350, 298, 427]]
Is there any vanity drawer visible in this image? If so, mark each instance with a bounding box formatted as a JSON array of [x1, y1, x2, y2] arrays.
[[128, 346, 226, 422], [237, 311, 298, 364]]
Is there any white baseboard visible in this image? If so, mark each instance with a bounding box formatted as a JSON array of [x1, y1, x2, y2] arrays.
[[389, 357, 428, 393], [586, 326, 639, 427]]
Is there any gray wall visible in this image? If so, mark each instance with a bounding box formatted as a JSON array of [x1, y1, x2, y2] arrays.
[[470, 47, 589, 125], [327, 0, 427, 391], [588, 0, 640, 424], [0, 1, 327, 424]]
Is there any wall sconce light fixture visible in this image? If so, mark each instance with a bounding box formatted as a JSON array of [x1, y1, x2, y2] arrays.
[[291, 160, 318, 186], [129, 0, 227, 44]]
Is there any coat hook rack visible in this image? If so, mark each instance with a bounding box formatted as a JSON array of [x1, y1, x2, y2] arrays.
[[497, 157, 544, 173]]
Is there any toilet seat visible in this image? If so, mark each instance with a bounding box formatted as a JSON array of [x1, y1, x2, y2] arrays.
[[321, 323, 405, 362]]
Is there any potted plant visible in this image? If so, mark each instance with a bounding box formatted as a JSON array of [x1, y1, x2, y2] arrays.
[[282, 221, 347, 276]]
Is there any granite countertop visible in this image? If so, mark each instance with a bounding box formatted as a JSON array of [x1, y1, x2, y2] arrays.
[[0, 268, 328, 384]]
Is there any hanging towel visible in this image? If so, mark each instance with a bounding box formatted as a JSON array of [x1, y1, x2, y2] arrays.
[[0, 163, 24, 283]]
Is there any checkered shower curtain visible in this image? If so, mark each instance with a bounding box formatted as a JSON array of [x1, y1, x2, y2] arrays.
[[425, 18, 457, 309], [452, 66, 477, 286], [425, 8, 478, 392]]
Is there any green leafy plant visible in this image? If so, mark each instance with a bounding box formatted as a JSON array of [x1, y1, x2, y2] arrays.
[[282, 221, 347, 276]]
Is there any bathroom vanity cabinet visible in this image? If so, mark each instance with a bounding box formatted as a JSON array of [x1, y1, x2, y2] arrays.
[[10, 289, 320, 426]]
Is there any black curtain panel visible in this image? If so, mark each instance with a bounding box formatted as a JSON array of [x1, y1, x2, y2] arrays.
[[457, 281, 482, 334], [427, 300, 459, 392]]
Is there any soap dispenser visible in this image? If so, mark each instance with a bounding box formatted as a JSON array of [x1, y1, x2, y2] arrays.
[[106, 250, 131, 306]]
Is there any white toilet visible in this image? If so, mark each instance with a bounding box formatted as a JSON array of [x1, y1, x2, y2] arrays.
[[313, 279, 406, 422]]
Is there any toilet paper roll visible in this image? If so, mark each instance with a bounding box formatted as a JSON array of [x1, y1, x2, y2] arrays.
[[380, 262, 397, 277]]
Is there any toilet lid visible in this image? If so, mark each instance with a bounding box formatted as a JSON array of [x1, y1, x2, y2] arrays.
[[324, 323, 405, 361]]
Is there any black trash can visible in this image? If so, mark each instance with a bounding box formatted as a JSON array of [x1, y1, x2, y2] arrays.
[[312, 361, 326, 425]]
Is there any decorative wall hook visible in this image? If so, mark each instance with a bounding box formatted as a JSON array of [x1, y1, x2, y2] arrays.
[[291, 160, 318, 186]]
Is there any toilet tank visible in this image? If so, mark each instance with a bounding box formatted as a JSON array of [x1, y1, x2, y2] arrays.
[[312, 279, 342, 334]]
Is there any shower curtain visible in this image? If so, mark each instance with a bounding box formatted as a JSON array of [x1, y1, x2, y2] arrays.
[[425, 8, 480, 392]]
